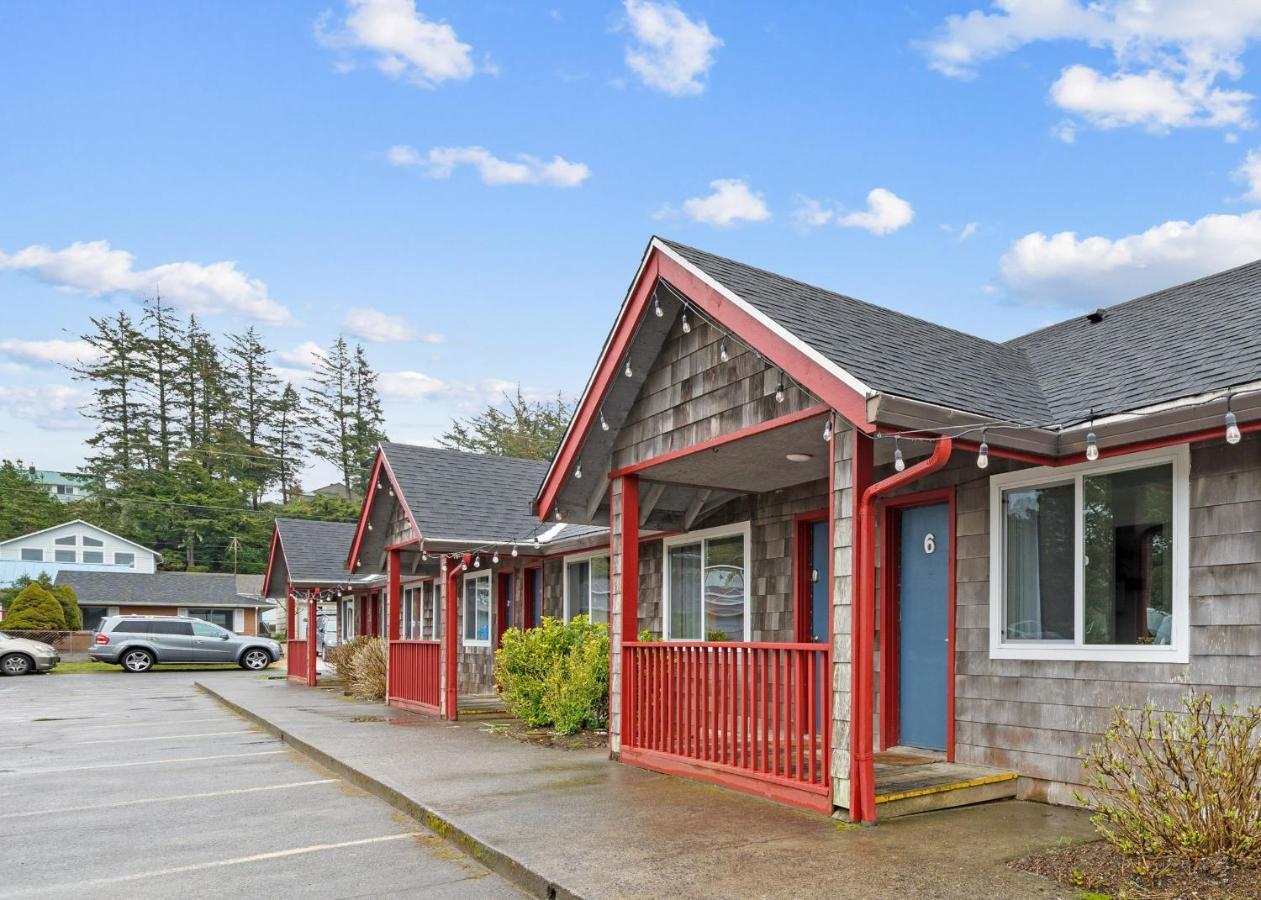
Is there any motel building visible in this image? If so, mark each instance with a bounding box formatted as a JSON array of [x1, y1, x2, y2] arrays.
[[530, 237, 1261, 822]]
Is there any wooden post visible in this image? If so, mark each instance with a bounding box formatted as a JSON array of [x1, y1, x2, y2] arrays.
[[443, 555, 465, 721], [388, 548, 402, 642], [306, 594, 317, 686], [621, 475, 640, 645]]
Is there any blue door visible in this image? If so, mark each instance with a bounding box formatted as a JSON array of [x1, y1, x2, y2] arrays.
[[897, 503, 950, 751], [808, 521, 829, 642]]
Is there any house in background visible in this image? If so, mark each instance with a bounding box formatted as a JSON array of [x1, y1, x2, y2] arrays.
[[342, 443, 605, 713], [0, 520, 158, 572], [533, 236, 1261, 821], [262, 517, 383, 684], [54, 570, 274, 634], [27, 468, 93, 503]]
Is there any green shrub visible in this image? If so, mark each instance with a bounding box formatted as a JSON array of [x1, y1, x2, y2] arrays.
[[1078, 691, 1261, 873], [51, 585, 81, 631], [496, 615, 609, 733], [348, 637, 387, 701], [3, 583, 67, 630]]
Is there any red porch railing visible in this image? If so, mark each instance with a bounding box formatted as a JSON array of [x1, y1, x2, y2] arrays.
[[621, 641, 831, 811], [388, 640, 441, 714], [286, 639, 309, 682]]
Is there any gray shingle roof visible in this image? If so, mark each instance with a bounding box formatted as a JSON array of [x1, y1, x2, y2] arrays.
[[274, 518, 356, 583], [382, 443, 603, 544], [53, 571, 272, 608], [660, 238, 1261, 424]]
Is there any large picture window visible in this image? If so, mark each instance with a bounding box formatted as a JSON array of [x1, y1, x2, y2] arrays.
[[462, 572, 491, 646], [663, 523, 750, 642], [564, 553, 609, 625], [990, 447, 1189, 662]]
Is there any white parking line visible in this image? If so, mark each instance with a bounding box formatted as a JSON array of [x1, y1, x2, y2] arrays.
[[0, 779, 339, 819], [3, 715, 230, 732], [30, 833, 425, 892], [6, 750, 287, 775], [0, 729, 256, 751]]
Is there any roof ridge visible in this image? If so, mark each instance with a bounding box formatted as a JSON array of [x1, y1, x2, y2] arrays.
[[382, 441, 552, 467]]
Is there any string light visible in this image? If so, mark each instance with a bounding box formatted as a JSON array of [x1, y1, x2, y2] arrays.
[[681, 307, 692, 334], [775, 373, 785, 404], [574, 462, 583, 480], [977, 429, 989, 469], [822, 418, 833, 442], [473, 554, 481, 569], [511, 544, 519, 558], [1226, 394, 1242, 445], [555, 508, 564, 521], [653, 293, 663, 317], [624, 356, 633, 378], [719, 338, 729, 363], [893, 436, 905, 472], [1085, 412, 1099, 461], [492, 550, 500, 565], [367, 521, 373, 531], [599, 410, 610, 432]]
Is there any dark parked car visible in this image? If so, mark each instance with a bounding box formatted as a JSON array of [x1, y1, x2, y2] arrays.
[[90, 615, 283, 673]]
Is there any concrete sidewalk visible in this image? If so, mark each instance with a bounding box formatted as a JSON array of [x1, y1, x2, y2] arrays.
[[196, 675, 1095, 900]]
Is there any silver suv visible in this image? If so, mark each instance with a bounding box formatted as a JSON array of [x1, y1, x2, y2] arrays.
[[90, 615, 283, 673]]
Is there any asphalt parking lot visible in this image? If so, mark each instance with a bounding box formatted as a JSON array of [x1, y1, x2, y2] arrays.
[[0, 671, 524, 899]]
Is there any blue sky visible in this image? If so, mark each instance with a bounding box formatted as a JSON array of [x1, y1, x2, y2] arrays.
[[4, 1, 1261, 484]]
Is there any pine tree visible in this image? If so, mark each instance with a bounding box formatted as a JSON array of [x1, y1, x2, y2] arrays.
[[270, 382, 307, 504], [305, 337, 355, 494], [74, 311, 150, 487], [139, 292, 185, 471], [439, 388, 574, 461], [225, 327, 281, 506], [350, 343, 387, 494]]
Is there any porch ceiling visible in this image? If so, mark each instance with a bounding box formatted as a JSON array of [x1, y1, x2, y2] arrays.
[[636, 412, 830, 493]]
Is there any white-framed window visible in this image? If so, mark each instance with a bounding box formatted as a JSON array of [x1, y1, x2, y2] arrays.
[[114, 552, 135, 567], [563, 551, 610, 625], [20, 548, 42, 561], [54, 535, 76, 546], [462, 571, 491, 646], [82, 536, 103, 548], [55, 549, 76, 563], [663, 522, 751, 642], [400, 580, 440, 640], [82, 550, 104, 564], [989, 446, 1189, 663], [342, 599, 355, 640]]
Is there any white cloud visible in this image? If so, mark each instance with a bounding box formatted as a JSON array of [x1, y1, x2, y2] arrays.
[[959, 222, 979, 241], [791, 196, 837, 230], [0, 240, 291, 325], [387, 144, 590, 187], [0, 384, 92, 431], [623, 0, 721, 96], [1000, 209, 1261, 306], [0, 339, 102, 368], [379, 370, 449, 400], [341, 307, 444, 343], [276, 340, 325, 368], [1234, 148, 1261, 202], [315, 0, 477, 88], [837, 188, 914, 236], [1052, 119, 1077, 143], [668, 179, 770, 227], [921, 1, 1261, 133]]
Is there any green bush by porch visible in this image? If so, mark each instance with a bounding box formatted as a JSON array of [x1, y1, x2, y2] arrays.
[[3, 583, 67, 630], [495, 616, 609, 735]]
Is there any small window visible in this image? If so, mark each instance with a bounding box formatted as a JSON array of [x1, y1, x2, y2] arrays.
[[82, 536, 104, 547], [422, 580, 440, 640], [82, 551, 104, 564], [54, 550, 76, 563], [462, 572, 491, 645], [187, 608, 233, 630], [564, 554, 610, 624], [190, 620, 226, 638], [20, 548, 42, 561], [990, 447, 1189, 663], [151, 620, 193, 635], [116, 619, 152, 634], [114, 552, 135, 567], [664, 524, 750, 642], [82, 607, 111, 632], [54, 535, 76, 546]]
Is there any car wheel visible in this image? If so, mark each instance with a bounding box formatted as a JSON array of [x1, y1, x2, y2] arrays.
[[121, 649, 155, 673], [0, 653, 32, 676], [240, 648, 272, 671]]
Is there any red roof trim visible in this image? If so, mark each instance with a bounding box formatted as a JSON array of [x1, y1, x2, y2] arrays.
[[345, 449, 424, 572]]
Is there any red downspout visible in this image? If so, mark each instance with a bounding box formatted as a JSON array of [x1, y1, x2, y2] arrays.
[[851, 436, 954, 824]]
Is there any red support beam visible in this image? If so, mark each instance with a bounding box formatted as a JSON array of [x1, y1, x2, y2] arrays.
[[306, 594, 318, 687], [619, 475, 640, 749], [443, 554, 467, 721], [388, 548, 401, 642]]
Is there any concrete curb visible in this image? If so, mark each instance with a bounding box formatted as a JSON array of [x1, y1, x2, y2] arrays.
[[195, 681, 579, 900]]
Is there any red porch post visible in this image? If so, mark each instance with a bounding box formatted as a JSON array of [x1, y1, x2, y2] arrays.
[[443, 554, 466, 721], [618, 475, 639, 752], [306, 593, 318, 686], [388, 548, 401, 642]]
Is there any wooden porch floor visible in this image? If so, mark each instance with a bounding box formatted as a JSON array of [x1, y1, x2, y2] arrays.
[[458, 693, 509, 719], [873, 750, 1018, 818]]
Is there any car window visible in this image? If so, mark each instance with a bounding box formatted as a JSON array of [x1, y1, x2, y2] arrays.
[[152, 621, 193, 635], [190, 621, 225, 637], [116, 620, 152, 634]]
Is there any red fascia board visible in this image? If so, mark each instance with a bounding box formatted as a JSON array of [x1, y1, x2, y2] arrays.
[[608, 405, 830, 479], [535, 246, 873, 521]]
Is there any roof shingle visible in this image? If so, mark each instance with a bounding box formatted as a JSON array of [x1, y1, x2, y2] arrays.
[[53, 571, 272, 608]]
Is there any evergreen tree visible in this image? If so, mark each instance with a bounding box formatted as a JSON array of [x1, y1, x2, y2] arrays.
[[74, 311, 150, 487], [270, 382, 307, 504], [225, 327, 281, 506], [350, 343, 387, 494], [305, 337, 356, 494], [439, 388, 574, 461], [0, 462, 69, 541], [139, 292, 184, 471]]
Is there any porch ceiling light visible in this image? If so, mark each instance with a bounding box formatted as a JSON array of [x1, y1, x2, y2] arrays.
[[786, 452, 813, 462]]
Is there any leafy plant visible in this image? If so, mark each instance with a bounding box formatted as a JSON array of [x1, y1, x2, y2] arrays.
[[51, 584, 82, 631], [347, 637, 387, 701], [496, 615, 609, 734], [637, 628, 657, 642], [1077, 692, 1261, 873], [3, 583, 67, 630]]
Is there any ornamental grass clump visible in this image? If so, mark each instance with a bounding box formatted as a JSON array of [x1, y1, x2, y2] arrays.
[[496, 615, 609, 734], [1078, 692, 1261, 874]]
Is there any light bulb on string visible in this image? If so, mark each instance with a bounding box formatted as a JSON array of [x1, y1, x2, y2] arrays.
[[492, 551, 499, 565], [511, 544, 519, 558], [653, 293, 663, 317], [977, 429, 990, 469], [555, 507, 564, 521], [893, 436, 905, 472], [473, 554, 481, 569], [1085, 431, 1099, 461], [1226, 394, 1242, 445], [624, 356, 633, 379], [719, 339, 729, 363], [775, 374, 785, 404], [681, 308, 692, 334], [599, 410, 610, 432], [574, 462, 583, 480], [822, 417, 833, 442]]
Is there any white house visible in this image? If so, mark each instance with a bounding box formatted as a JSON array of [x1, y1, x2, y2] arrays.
[[0, 520, 160, 573]]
